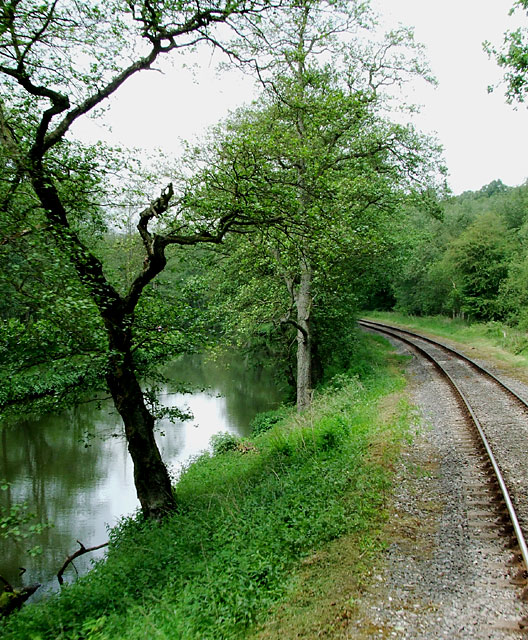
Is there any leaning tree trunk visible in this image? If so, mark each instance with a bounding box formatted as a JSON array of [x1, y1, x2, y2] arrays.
[[295, 260, 313, 412], [106, 350, 176, 520], [28, 169, 176, 520]]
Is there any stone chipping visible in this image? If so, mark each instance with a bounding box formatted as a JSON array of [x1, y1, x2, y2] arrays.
[[348, 335, 528, 639]]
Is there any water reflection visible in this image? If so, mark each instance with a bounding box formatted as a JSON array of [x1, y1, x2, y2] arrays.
[[0, 353, 284, 595]]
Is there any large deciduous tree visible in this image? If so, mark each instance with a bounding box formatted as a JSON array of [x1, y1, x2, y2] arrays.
[[185, 0, 444, 410], [0, 0, 283, 520]]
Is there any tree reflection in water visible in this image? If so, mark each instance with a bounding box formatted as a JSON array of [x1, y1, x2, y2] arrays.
[[0, 353, 285, 595]]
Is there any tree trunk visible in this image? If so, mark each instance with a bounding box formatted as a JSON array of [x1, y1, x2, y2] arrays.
[[28, 168, 176, 520], [106, 353, 176, 520], [295, 260, 312, 412]]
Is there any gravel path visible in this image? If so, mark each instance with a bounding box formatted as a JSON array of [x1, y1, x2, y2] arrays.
[[348, 336, 528, 639]]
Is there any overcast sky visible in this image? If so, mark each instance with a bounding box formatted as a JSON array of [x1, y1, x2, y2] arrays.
[[374, 0, 528, 194], [74, 0, 527, 195]]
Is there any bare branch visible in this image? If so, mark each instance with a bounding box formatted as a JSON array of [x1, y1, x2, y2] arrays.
[[41, 3, 278, 152], [57, 540, 109, 586], [137, 183, 174, 255]]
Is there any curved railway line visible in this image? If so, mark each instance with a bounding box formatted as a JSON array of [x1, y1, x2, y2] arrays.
[[359, 318, 528, 632]]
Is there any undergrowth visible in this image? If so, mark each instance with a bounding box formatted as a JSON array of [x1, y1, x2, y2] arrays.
[[1, 334, 409, 640]]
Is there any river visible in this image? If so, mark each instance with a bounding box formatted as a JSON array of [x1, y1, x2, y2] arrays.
[[0, 353, 285, 596]]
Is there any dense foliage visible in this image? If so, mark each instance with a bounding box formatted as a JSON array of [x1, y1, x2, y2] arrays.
[[182, 2, 444, 406], [386, 180, 528, 328]]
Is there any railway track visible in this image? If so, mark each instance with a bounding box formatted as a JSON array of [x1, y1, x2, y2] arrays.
[[359, 318, 528, 633]]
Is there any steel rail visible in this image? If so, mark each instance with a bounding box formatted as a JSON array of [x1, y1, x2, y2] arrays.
[[359, 319, 528, 408], [359, 320, 528, 576]]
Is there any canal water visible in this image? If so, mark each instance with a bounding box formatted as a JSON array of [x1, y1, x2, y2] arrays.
[[0, 353, 285, 595]]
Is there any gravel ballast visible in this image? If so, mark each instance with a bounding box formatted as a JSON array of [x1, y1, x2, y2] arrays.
[[349, 335, 528, 639]]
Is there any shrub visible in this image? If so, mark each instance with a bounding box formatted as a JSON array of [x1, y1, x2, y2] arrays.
[[249, 409, 288, 437], [210, 431, 241, 455]]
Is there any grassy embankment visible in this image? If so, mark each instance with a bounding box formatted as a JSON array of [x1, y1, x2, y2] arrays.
[[363, 311, 528, 373], [1, 334, 414, 640]]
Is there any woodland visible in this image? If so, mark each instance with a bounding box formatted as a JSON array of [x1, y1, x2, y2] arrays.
[[381, 179, 528, 326], [0, 0, 528, 634]]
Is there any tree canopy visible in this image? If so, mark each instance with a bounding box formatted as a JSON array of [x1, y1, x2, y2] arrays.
[[486, 0, 528, 103], [183, 0, 444, 408]]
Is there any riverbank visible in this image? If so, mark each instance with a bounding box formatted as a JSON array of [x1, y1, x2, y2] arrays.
[[1, 333, 413, 639], [0, 351, 285, 593]]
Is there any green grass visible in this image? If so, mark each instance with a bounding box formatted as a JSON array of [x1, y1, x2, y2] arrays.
[[1, 334, 411, 640], [363, 311, 528, 368]]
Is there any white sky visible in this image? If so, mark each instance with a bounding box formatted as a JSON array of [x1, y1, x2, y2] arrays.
[[74, 0, 528, 196], [373, 0, 528, 194]]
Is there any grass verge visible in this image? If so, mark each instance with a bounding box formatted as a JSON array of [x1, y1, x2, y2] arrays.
[[247, 389, 415, 640], [363, 311, 528, 373], [1, 334, 411, 640]]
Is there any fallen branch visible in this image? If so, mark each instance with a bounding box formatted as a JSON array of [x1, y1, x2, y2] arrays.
[[0, 573, 40, 617], [57, 540, 108, 586]]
